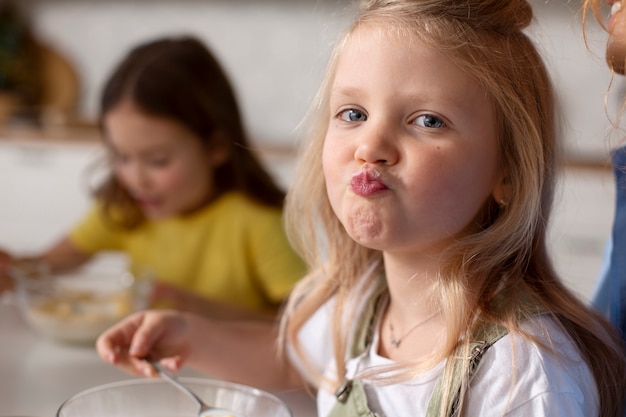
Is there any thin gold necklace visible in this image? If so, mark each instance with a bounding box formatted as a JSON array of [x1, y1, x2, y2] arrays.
[[389, 311, 439, 348]]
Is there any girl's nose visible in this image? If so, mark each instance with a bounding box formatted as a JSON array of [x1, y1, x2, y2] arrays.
[[121, 163, 150, 190], [353, 120, 399, 165]]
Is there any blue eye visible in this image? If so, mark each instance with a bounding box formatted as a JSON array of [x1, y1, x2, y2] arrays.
[[414, 114, 445, 128], [339, 109, 367, 122]]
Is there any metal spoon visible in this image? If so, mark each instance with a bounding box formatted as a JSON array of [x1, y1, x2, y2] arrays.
[[144, 359, 244, 417]]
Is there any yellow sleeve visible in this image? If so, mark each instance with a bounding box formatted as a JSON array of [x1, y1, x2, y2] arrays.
[[69, 202, 124, 254], [247, 206, 307, 304]]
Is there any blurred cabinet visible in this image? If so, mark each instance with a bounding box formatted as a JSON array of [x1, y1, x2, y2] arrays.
[[0, 138, 103, 253]]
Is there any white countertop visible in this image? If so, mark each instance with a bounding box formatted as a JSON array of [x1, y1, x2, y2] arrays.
[[0, 298, 317, 417]]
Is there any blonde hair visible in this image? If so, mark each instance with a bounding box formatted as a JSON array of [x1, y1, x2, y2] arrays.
[[582, 0, 626, 132], [281, 1, 626, 416], [582, 0, 608, 32]]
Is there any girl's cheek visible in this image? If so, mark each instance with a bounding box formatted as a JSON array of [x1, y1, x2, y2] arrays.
[[158, 168, 187, 189], [113, 166, 129, 184]]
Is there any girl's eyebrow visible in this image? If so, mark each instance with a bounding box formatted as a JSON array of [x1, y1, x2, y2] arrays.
[[333, 82, 450, 103], [106, 142, 172, 158], [331, 85, 366, 99]]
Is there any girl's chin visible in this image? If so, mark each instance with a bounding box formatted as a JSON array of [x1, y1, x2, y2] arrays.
[[140, 206, 170, 220], [606, 40, 626, 75], [607, 15, 626, 75]]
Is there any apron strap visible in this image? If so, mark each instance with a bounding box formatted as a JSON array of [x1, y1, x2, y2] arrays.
[[329, 379, 380, 417], [335, 273, 510, 417], [426, 322, 509, 417], [349, 279, 388, 357]]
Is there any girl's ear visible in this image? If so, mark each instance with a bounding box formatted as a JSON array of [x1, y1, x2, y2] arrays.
[[206, 130, 230, 167], [492, 175, 509, 207]]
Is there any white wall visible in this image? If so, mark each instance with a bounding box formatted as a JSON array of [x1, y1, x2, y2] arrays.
[[23, 0, 623, 159], [27, 0, 356, 147], [0, 139, 102, 253], [529, 1, 625, 161]]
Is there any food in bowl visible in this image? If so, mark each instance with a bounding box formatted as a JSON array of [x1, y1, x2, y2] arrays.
[[10, 256, 148, 343], [55, 377, 293, 417]]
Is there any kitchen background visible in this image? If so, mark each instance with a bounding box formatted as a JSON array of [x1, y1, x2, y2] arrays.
[[0, 0, 622, 303]]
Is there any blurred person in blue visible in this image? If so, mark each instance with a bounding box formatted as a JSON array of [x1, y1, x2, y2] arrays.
[[584, 0, 626, 344], [0, 35, 306, 320]]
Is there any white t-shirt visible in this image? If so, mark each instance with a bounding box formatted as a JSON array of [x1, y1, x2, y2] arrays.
[[293, 292, 599, 417]]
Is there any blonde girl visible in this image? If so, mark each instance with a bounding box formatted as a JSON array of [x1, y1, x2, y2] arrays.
[[97, 1, 626, 416], [277, 0, 625, 415]]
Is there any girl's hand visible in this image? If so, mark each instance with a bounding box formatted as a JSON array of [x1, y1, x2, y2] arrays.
[[97, 308, 304, 389], [0, 238, 91, 295], [96, 309, 192, 377]]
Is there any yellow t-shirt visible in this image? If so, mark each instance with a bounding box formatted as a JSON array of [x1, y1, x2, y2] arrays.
[[69, 192, 306, 311]]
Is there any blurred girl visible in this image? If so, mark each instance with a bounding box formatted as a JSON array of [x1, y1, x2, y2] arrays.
[[97, 1, 626, 416], [0, 36, 305, 319]]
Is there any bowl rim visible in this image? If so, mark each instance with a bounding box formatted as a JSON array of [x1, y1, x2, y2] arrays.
[[55, 376, 293, 417]]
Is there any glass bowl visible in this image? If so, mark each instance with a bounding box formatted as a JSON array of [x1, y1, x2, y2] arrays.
[[55, 377, 293, 417], [9, 255, 149, 344]]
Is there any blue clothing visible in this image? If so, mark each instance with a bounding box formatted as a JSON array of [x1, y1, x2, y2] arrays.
[[594, 147, 626, 343], [592, 240, 612, 316]]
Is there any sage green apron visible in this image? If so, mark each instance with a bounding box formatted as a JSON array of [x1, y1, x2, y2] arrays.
[[326, 288, 508, 417]]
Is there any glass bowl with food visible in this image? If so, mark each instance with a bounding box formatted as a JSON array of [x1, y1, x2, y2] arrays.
[[9, 254, 149, 344], [55, 377, 293, 417]]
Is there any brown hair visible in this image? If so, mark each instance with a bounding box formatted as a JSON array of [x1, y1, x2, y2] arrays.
[[281, 1, 626, 416], [95, 36, 285, 228]]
